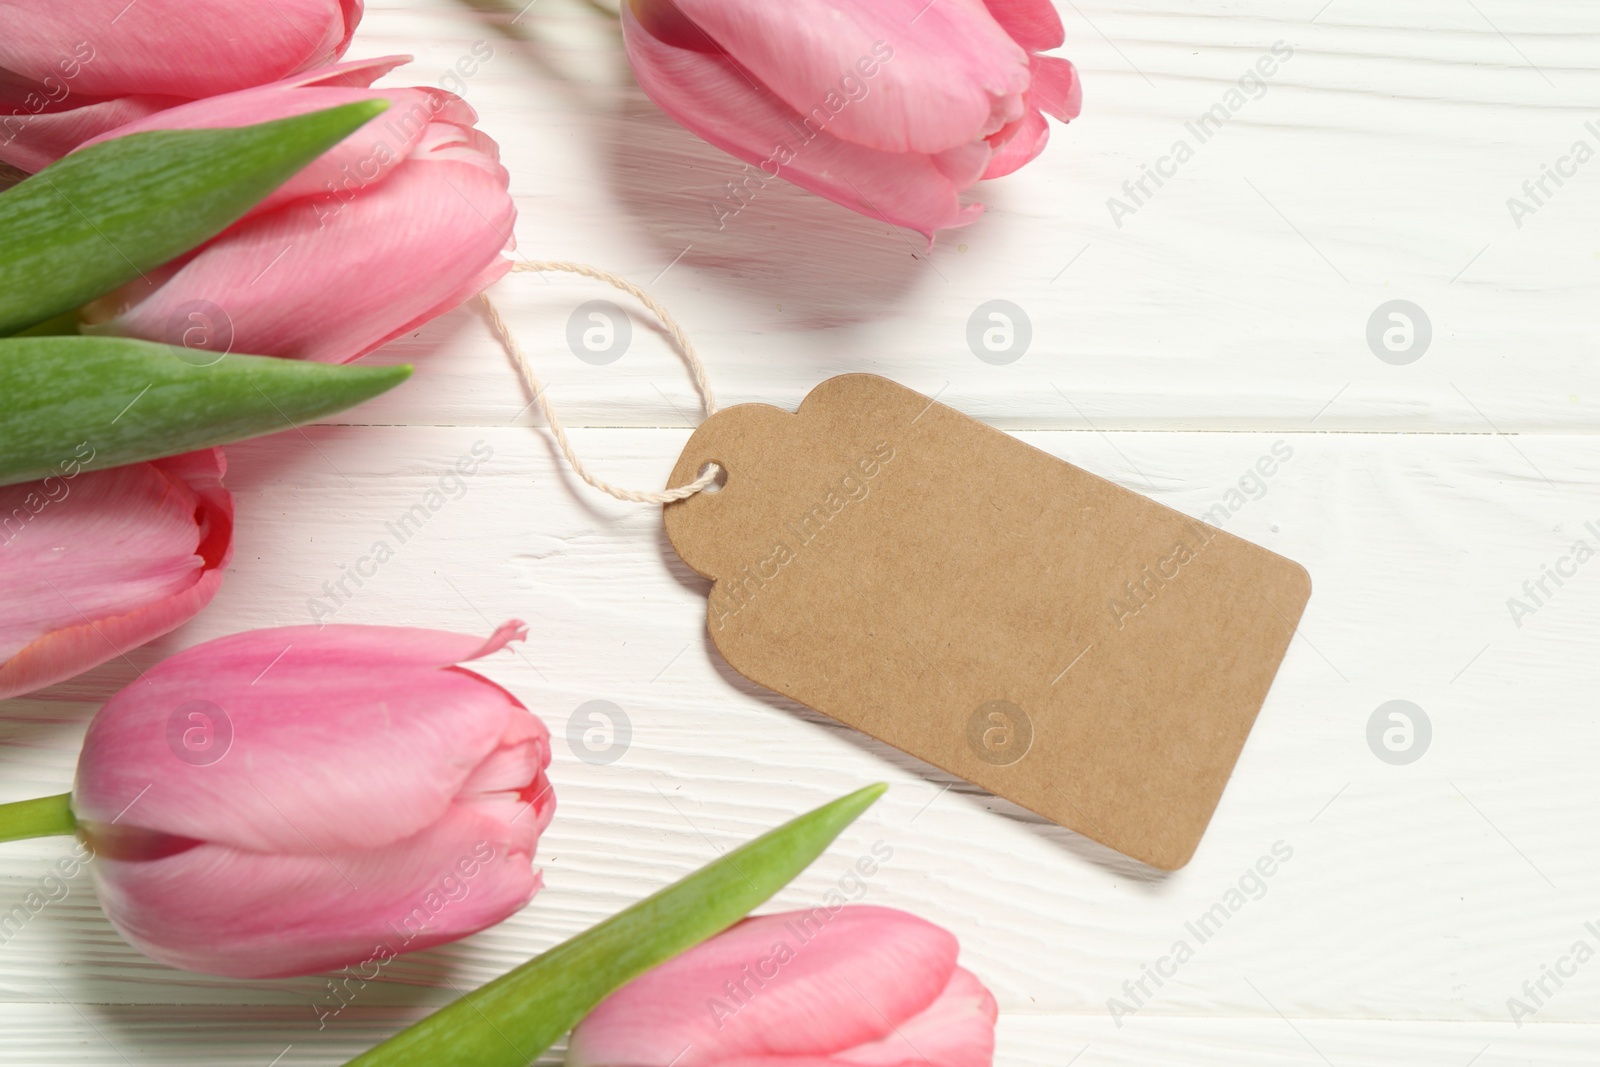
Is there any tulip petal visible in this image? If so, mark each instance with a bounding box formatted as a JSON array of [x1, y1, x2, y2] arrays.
[[1029, 54, 1082, 122], [90, 799, 542, 978], [310, 0, 367, 70], [0, 449, 231, 701], [666, 0, 1029, 154], [624, 5, 982, 237], [89, 125, 515, 363], [0, 65, 38, 108], [78, 85, 447, 216], [0, 462, 206, 659], [0, 94, 178, 172], [835, 967, 998, 1067], [460, 767, 557, 860], [370, 256, 513, 356], [569, 968, 995, 1067], [2, 53, 396, 174], [0, 0, 361, 99], [980, 54, 1077, 180], [306, 119, 518, 357], [72, 59, 450, 218], [567, 906, 959, 1067], [981, 108, 1047, 179], [461, 731, 549, 798], [73, 623, 534, 854], [982, 0, 1066, 52], [461, 769, 555, 859], [463, 618, 531, 661], [269, 53, 410, 92], [458, 697, 556, 857], [932, 140, 991, 189]]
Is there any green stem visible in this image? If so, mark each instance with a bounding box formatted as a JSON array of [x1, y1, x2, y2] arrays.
[[0, 793, 76, 844], [348, 782, 888, 1067]]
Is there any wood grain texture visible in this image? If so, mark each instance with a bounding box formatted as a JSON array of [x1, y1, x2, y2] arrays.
[[3, 0, 1599, 1063]]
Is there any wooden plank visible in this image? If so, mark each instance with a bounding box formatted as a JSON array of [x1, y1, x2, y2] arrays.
[[1, 1006, 1597, 1065], [4, 427, 1598, 1034], [324, 0, 1600, 431], [6, 0, 1600, 1062]]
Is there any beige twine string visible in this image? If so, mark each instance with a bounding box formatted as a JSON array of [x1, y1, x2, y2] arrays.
[[480, 260, 721, 504]]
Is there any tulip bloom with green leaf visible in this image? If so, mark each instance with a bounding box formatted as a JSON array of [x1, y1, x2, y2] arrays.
[[77, 56, 517, 364], [0, 707, 887, 1043], [345, 784, 889, 1067], [0, 104, 417, 696], [0, 621, 556, 976], [0, 96, 393, 335], [0, 0, 364, 171], [569, 906, 998, 1067]]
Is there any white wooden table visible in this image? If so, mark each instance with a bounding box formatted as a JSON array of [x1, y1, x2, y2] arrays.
[[4, 1, 1600, 1062]]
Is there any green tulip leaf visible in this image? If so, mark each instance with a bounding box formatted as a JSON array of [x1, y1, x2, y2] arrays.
[[0, 100, 388, 336], [0, 336, 409, 487], [348, 783, 888, 1067]]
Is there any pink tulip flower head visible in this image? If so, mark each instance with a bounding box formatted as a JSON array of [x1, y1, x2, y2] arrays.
[[568, 905, 998, 1067], [622, 0, 1082, 237], [71, 621, 555, 978], [0, 0, 363, 171], [0, 449, 232, 701], [77, 56, 516, 364]]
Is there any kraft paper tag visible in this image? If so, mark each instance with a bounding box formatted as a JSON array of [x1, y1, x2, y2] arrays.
[[664, 375, 1310, 869]]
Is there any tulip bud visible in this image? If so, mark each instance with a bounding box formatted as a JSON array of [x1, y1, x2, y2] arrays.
[[0, 0, 363, 171], [71, 620, 555, 978], [567, 905, 998, 1067], [622, 0, 1080, 236], [74, 57, 516, 365], [0, 449, 232, 701]]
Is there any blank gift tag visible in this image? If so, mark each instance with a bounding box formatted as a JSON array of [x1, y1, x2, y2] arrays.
[[664, 374, 1310, 869]]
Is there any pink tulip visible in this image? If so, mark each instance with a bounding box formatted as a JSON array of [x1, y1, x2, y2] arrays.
[[623, 0, 1081, 237], [568, 905, 998, 1067], [0, 0, 362, 172], [71, 620, 555, 978], [0, 449, 232, 702], [76, 56, 516, 364]]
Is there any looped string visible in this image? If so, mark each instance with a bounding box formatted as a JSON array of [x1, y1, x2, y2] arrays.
[[481, 260, 720, 504]]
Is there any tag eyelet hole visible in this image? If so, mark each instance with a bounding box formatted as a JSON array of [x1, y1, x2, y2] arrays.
[[698, 462, 728, 494]]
